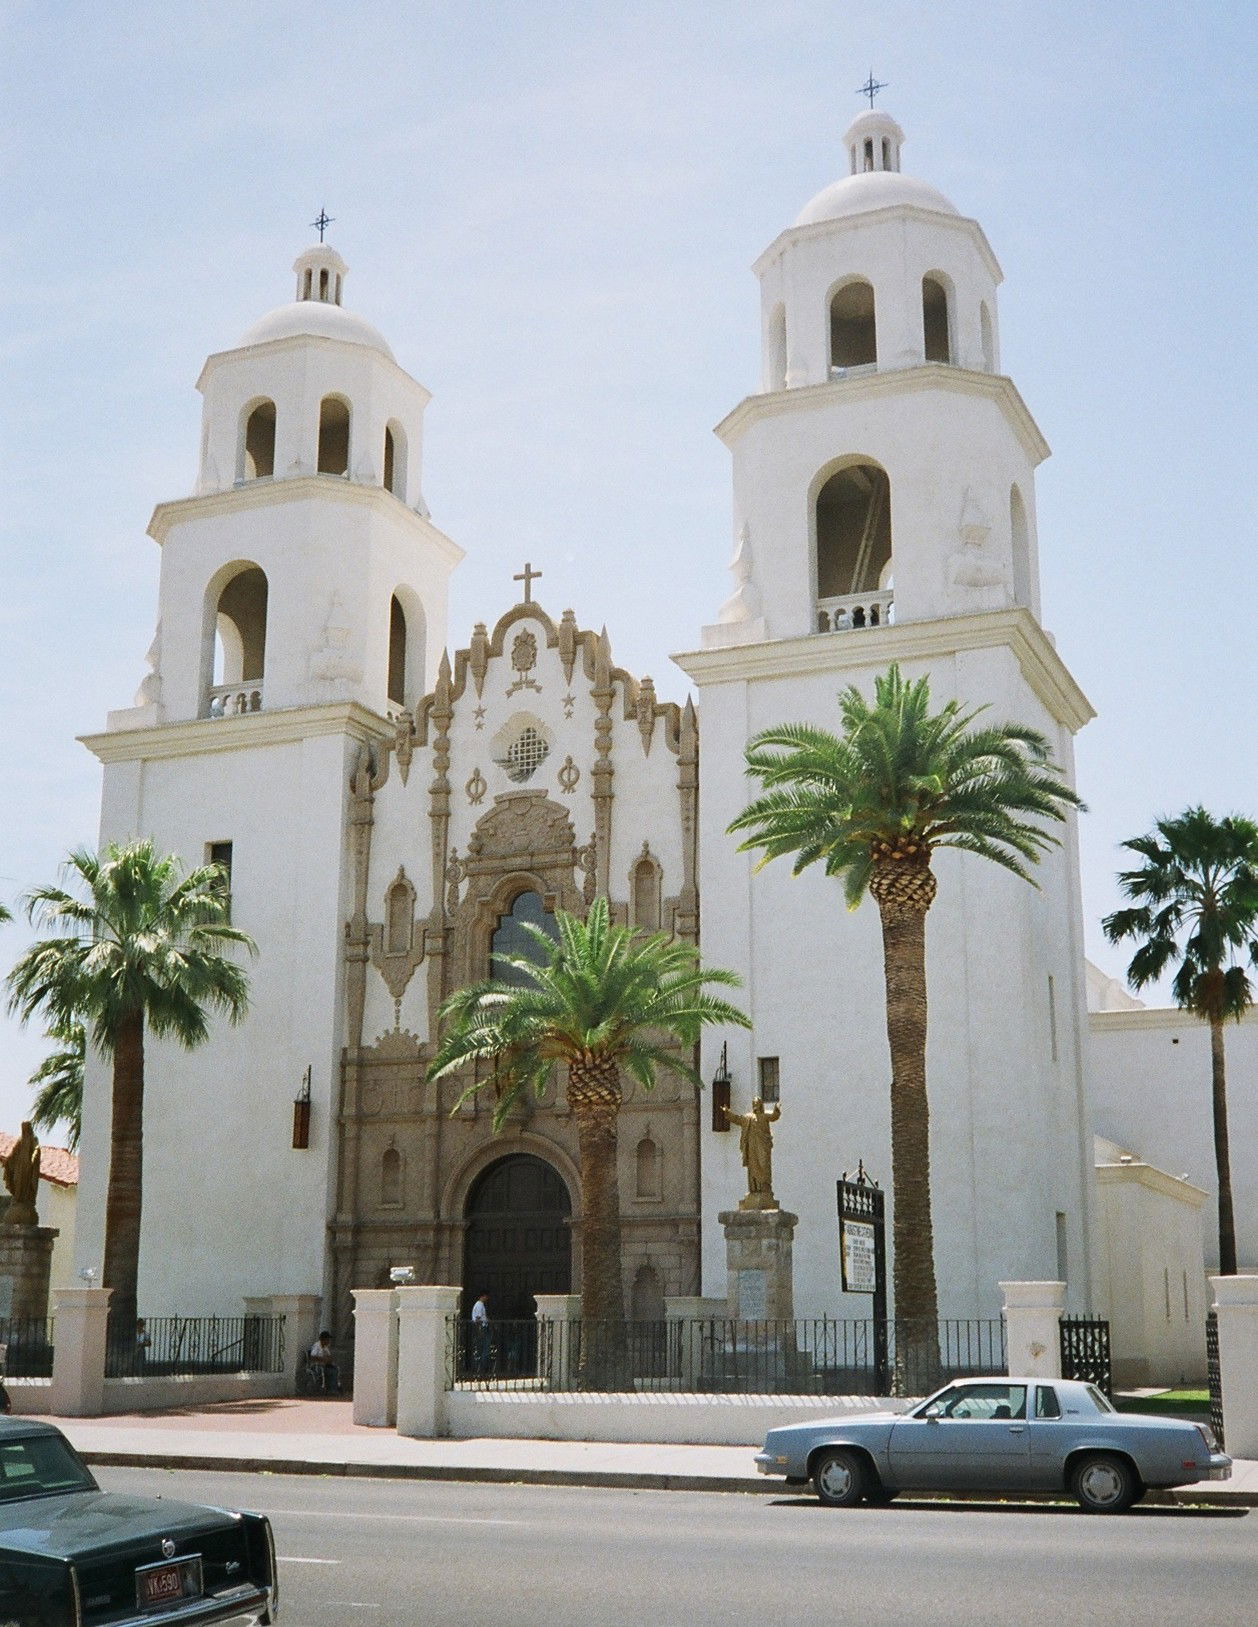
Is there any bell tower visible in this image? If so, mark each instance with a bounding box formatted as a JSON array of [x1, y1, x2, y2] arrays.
[[705, 109, 1041, 648], [77, 246, 463, 1318], [677, 111, 1097, 1325], [113, 243, 461, 730]]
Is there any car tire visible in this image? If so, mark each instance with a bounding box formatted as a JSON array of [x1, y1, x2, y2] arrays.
[[812, 1448, 867, 1508], [1071, 1452, 1138, 1514], [865, 1485, 898, 1506]]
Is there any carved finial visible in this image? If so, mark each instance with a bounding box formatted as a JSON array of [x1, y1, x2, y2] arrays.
[[594, 626, 612, 687], [469, 622, 490, 697], [718, 523, 761, 626], [636, 676, 657, 755], [435, 649, 453, 705], [558, 609, 578, 684]]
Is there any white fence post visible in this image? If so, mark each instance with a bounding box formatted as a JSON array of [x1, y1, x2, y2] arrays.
[[1211, 1275, 1258, 1457], [49, 1287, 113, 1417], [534, 1293, 580, 1387], [999, 1281, 1065, 1379], [395, 1286, 460, 1438], [352, 1289, 399, 1426]]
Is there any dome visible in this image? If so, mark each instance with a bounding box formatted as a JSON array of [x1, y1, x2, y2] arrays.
[[795, 169, 959, 227], [237, 299, 395, 360]]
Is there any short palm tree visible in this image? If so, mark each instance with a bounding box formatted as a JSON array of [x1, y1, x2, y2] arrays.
[[428, 897, 749, 1345], [1103, 807, 1258, 1276], [6, 841, 255, 1327], [29, 1015, 85, 1152], [730, 665, 1082, 1368]]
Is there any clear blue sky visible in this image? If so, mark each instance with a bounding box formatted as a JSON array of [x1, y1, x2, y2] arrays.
[[1, 1, 1255, 1134]]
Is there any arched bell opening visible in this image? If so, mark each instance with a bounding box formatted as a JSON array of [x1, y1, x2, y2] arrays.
[[814, 461, 893, 628], [317, 395, 351, 476], [829, 279, 877, 371], [922, 274, 953, 364], [204, 563, 269, 717], [238, 399, 276, 482], [383, 420, 408, 499]]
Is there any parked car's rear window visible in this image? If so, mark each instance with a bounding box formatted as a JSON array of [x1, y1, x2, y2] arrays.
[[1085, 1385, 1115, 1414], [0, 1436, 95, 1502]]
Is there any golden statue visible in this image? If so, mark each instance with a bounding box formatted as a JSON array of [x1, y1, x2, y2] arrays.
[[724, 1098, 781, 1210], [2, 1121, 41, 1227]]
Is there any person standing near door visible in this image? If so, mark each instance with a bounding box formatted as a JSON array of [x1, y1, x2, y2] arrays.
[[471, 1293, 491, 1374]]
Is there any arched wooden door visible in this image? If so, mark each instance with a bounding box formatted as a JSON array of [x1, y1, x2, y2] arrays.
[[462, 1153, 573, 1323]]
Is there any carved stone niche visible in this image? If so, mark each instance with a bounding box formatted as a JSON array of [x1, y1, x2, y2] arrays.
[[370, 867, 424, 1000]]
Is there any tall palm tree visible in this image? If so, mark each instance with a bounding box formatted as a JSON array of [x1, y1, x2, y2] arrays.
[[730, 665, 1082, 1370], [29, 1015, 85, 1152], [1103, 807, 1258, 1276], [428, 897, 749, 1346], [6, 841, 255, 1326]]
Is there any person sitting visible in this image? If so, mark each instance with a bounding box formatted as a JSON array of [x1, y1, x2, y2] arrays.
[[308, 1331, 341, 1393]]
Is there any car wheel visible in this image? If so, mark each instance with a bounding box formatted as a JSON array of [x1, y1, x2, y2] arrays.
[[812, 1448, 867, 1508], [1071, 1453, 1138, 1514]]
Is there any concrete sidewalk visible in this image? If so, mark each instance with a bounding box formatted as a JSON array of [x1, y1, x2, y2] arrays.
[[33, 1398, 1258, 1506]]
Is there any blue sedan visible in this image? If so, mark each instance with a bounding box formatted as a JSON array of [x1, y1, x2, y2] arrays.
[[755, 1376, 1230, 1512]]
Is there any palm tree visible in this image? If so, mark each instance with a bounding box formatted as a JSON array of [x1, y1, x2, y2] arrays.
[[729, 665, 1082, 1372], [427, 897, 749, 1351], [6, 841, 255, 1326], [1103, 807, 1258, 1276], [29, 1015, 85, 1152]]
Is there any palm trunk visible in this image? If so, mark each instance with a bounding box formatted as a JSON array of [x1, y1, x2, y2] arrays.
[[1209, 1016, 1238, 1276], [870, 858, 941, 1393], [102, 1010, 145, 1333], [567, 1057, 627, 1386]]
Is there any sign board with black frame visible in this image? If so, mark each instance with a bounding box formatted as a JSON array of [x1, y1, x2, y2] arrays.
[[837, 1165, 888, 1393]]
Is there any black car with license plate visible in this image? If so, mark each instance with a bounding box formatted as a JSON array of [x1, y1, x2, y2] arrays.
[[0, 1418, 276, 1625]]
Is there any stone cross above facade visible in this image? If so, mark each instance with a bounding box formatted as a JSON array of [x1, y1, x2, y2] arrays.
[[513, 561, 543, 603]]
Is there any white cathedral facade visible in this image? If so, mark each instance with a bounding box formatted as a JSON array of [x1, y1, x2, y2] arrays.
[[74, 110, 1234, 1378]]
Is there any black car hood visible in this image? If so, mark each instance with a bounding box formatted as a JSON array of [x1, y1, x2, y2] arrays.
[[0, 1491, 241, 1561]]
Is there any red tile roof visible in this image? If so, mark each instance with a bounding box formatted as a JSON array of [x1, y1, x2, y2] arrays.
[[0, 1132, 79, 1188]]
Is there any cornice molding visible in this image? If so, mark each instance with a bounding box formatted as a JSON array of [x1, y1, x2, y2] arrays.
[[752, 205, 1003, 284], [715, 364, 1050, 466], [80, 701, 394, 765], [672, 607, 1095, 734], [196, 332, 432, 400], [1089, 1006, 1258, 1034], [146, 478, 464, 566], [1094, 1161, 1208, 1206]]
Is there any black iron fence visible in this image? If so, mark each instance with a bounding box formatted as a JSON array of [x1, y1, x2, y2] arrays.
[[446, 1316, 1005, 1397], [105, 1315, 285, 1379], [1058, 1316, 1112, 1396], [1206, 1310, 1224, 1449], [0, 1317, 54, 1378]]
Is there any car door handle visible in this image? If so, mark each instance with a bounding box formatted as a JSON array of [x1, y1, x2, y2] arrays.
[[1008, 1426, 1026, 1434]]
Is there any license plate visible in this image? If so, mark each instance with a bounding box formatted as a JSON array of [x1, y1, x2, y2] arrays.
[[136, 1555, 203, 1609]]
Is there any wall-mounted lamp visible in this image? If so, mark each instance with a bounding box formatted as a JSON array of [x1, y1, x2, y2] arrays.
[[389, 1266, 416, 1286], [292, 1066, 312, 1150], [79, 1267, 98, 1285], [711, 1042, 731, 1132]]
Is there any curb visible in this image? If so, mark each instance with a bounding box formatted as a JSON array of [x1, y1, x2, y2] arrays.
[[78, 1451, 1255, 1506]]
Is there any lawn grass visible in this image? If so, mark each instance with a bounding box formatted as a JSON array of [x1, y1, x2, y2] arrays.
[[1114, 1388, 1210, 1417]]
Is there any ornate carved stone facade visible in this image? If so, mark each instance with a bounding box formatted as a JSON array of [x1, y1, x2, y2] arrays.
[[331, 598, 701, 1326]]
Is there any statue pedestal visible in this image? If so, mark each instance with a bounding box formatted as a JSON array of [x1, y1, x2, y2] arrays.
[[718, 1208, 798, 1322], [0, 1225, 58, 1322]]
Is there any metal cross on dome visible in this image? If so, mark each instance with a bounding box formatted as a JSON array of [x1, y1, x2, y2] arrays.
[[857, 71, 888, 108], [310, 208, 334, 242]]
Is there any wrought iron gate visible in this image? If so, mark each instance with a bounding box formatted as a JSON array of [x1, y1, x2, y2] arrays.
[[1206, 1310, 1224, 1448], [1058, 1316, 1112, 1395]]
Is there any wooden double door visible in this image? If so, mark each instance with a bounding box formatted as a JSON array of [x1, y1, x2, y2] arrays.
[[462, 1153, 573, 1323]]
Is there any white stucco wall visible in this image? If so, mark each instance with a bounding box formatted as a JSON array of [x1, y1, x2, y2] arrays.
[[1089, 1007, 1258, 1273], [677, 621, 1095, 1323], [1090, 1138, 1208, 1385], [76, 711, 386, 1317]]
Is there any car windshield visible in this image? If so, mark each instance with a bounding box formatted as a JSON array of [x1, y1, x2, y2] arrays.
[[0, 1435, 96, 1502]]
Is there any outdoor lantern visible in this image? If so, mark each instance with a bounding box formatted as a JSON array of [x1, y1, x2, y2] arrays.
[[292, 1066, 312, 1149], [711, 1042, 731, 1132]]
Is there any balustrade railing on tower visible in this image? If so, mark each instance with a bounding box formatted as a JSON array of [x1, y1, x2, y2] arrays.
[[815, 590, 894, 634], [206, 682, 265, 719]]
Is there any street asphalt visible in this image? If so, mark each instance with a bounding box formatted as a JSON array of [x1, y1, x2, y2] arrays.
[[97, 1465, 1257, 1627]]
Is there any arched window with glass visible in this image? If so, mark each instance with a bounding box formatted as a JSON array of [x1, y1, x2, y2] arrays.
[[489, 890, 559, 986]]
